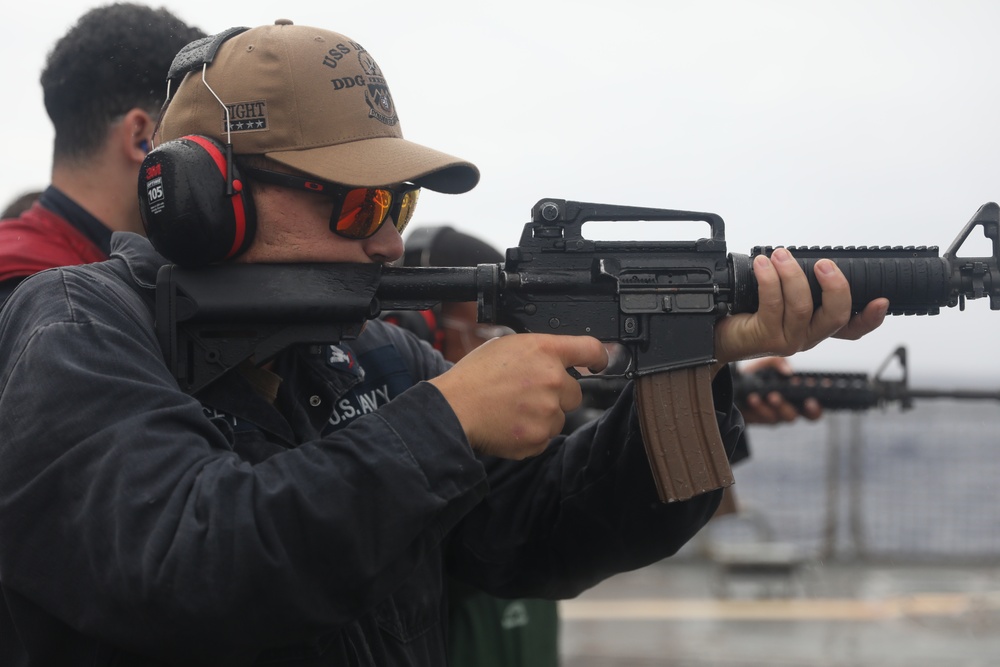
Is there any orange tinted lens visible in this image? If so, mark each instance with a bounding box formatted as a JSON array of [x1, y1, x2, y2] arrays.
[[395, 189, 420, 233], [336, 189, 392, 238]]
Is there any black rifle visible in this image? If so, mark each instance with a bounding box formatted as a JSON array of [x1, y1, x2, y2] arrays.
[[155, 198, 1000, 502], [732, 345, 1000, 411]]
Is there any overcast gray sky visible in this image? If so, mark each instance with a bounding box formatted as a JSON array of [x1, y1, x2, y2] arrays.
[[3, 0, 1000, 384]]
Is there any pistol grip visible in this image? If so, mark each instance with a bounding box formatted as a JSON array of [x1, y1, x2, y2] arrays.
[[635, 367, 735, 503]]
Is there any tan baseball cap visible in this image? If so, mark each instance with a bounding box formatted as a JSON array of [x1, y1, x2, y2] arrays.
[[158, 20, 479, 194]]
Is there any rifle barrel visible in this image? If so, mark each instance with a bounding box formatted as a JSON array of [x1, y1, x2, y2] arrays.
[[901, 387, 1000, 402]]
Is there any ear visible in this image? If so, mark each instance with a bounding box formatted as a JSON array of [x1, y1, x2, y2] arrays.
[[120, 108, 155, 163]]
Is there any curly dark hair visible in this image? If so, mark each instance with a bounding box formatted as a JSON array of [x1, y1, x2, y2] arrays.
[[41, 3, 205, 160]]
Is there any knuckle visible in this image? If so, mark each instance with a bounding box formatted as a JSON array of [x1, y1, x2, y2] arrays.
[[787, 301, 814, 319]]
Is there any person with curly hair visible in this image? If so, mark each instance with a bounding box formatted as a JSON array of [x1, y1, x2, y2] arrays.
[[0, 3, 204, 302]]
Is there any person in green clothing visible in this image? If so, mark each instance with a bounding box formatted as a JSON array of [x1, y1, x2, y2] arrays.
[[386, 225, 560, 667], [447, 578, 559, 667]]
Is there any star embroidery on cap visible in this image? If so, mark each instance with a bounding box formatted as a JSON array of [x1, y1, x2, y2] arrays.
[[220, 100, 268, 134]]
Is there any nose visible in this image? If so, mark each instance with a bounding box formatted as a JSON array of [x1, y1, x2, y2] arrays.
[[362, 216, 405, 263]]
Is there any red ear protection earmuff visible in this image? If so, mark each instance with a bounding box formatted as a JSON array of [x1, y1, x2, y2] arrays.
[[138, 134, 256, 266], [138, 26, 254, 266]]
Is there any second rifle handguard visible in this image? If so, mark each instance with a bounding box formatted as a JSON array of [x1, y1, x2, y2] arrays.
[[734, 346, 1000, 411]]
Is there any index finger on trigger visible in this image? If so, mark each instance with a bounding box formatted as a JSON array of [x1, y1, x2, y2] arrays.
[[556, 336, 608, 374]]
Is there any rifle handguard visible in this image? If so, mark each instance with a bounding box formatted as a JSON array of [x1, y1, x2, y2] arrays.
[[635, 367, 734, 502]]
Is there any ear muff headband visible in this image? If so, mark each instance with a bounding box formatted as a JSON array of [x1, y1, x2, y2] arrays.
[[139, 27, 256, 266]]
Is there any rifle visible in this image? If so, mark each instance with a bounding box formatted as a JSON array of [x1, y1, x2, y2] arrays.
[[732, 345, 1000, 411], [155, 198, 1000, 503], [567, 345, 1000, 426]]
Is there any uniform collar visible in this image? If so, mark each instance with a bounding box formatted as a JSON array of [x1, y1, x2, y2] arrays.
[[39, 186, 114, 254]]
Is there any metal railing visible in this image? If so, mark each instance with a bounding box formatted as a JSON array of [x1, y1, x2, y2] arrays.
[[693, 400, 1000, 564]]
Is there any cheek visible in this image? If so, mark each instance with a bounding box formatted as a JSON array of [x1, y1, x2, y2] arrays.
[[245, 196, 345, 261]]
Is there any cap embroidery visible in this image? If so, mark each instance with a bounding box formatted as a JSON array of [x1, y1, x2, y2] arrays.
[[223, 100, 268, 133], [358, 52, 397, 127]]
